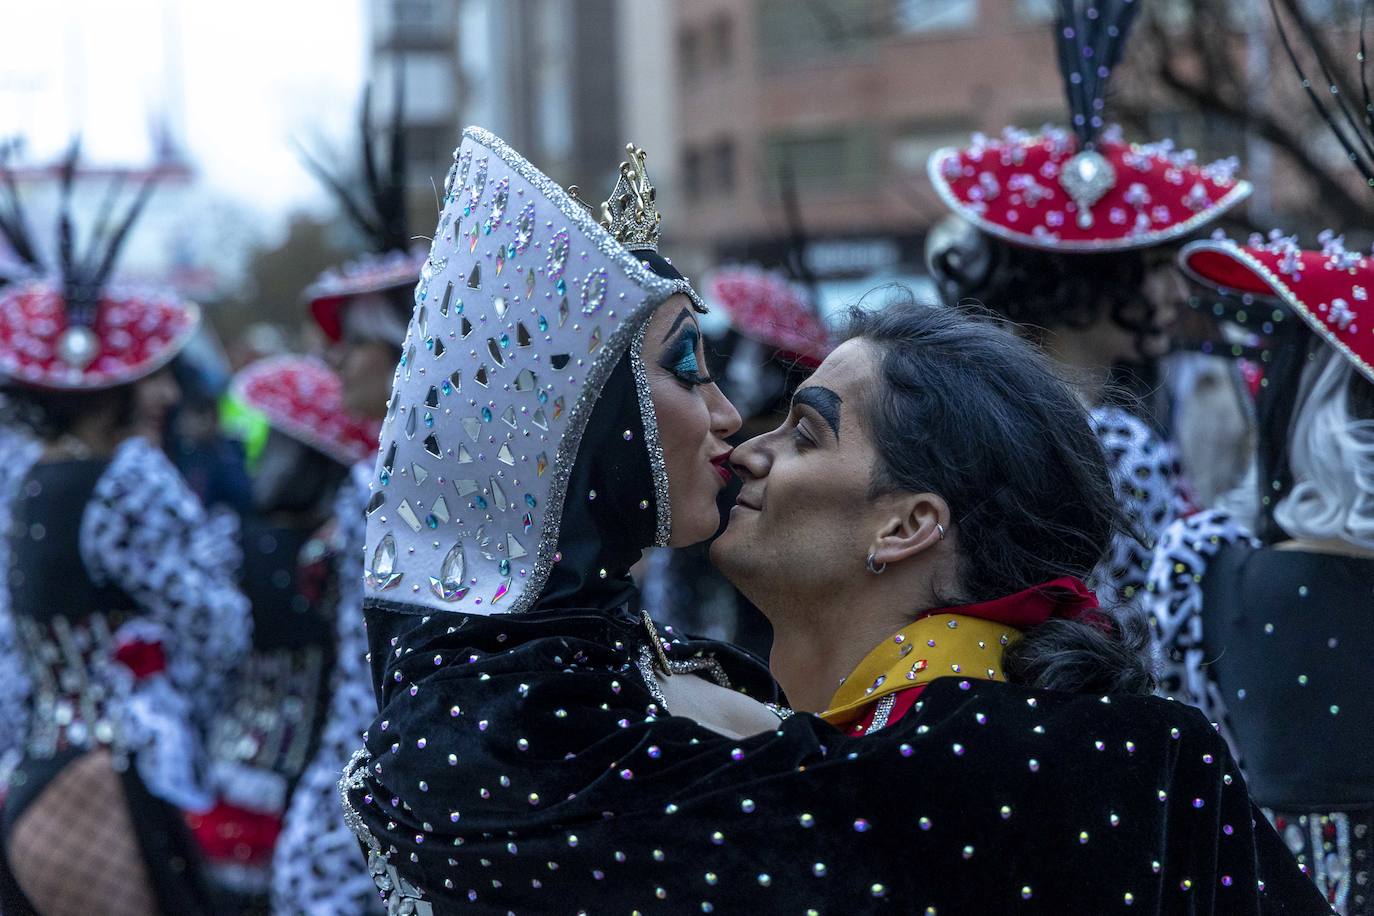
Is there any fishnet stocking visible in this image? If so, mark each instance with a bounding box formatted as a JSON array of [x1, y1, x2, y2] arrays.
[[6, 750, 160, 916]]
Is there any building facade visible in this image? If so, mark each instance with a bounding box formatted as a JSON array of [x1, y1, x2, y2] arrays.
[[367, 0, 631, 233], [671, 0, 1066, 284]]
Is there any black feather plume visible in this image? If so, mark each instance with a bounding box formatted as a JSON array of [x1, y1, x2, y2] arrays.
[[0, 139, 43, 273], [87, 173, 158, 298], [383, 53, 409, 251], [1053, 0, 1143, 149], [79, 173, 130, 280], [359, 85, 382, 218], [294, 138, 384, 241], [56, 142, 83, 323], [297, 56, 412, 255], [1271, 0, 1374, 188], [51, 143, 159, 330]]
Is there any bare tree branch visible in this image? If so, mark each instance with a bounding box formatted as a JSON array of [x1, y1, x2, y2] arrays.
[[1116, 0, 1374, 237]]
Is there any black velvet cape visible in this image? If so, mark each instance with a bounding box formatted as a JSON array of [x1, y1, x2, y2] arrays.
[[348, 606, 1328, 914]]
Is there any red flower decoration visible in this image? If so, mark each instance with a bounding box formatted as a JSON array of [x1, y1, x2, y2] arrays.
[[186, 801, 283, 865], [928, 127, 1251, 252], [1180, 233, 1374, 385], [233, 355, 381, 466], [113, 638, 167, 680], [0, 283, 198, 390], [709, 268, 830, 366]]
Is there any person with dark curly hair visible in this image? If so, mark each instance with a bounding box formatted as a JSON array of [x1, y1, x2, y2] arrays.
[[925, 1, 1251, 608]]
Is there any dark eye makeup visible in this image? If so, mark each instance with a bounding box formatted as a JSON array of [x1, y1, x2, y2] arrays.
[[659, 325, 714, 387]]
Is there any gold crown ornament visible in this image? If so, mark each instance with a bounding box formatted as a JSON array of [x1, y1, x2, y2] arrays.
[[599, 143, 661, 252]]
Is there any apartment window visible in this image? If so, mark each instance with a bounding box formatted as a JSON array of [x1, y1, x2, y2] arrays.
[[893, 0, 977, 33], [1016, 0, 1055, 22], [710, 14, 734, 68], [890, 121, 973, 175], [532, 0, 572, 161], [764, 126, 878, 190], [1145, 110, 1244, 162], [390, 0, 439, 37], [756, 0, 875, 69], [683, 147, 704, 200], [406, 124, 449, 179], [714, 140, 736, 192], [679, 27, 701, 82]]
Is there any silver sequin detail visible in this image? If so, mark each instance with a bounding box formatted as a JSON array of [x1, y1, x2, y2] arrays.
[[629, 320, 670, 547], [339, 748, 434, 915]]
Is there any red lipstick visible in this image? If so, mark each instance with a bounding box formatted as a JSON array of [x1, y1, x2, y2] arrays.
[[710, 450, 734, 484]]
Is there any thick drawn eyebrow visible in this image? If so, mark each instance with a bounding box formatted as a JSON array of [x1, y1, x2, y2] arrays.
[[661, 308, 692, 342], [792, 385, 842, 439]]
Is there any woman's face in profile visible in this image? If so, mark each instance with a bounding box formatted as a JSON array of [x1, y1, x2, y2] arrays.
[[638, 294, 742, 546]]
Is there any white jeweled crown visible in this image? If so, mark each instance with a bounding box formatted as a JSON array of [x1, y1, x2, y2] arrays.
[[361, 127, 686, 616]]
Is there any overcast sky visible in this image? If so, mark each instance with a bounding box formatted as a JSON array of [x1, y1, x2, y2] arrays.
[[0, 0, 368, 231]]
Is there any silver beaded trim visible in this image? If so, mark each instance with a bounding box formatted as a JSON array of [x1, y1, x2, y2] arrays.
[[864, 693, 898, 735], [338, 749, 370, 841], [765, 702, 796, 721], [634, 642, 734, 716], [629, 319, 671, 548], [339, 747, 435, 915]]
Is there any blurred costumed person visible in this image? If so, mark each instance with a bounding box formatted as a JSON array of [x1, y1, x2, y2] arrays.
[[1150, 4, 1374, 910], [331, 127, 1326, 914], [269, 72, 420, 916], [924, 0, 1252, 608], [189, 356, 378, 914], [0, 146, 251, 915], [641, 267, 829, 656], [167, 327, 255, 516], [0, 138, 47, 802], [0, 138, 44, 458]]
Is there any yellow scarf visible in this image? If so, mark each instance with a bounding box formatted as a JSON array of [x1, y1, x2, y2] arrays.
[[821, 614, 1021, 728]]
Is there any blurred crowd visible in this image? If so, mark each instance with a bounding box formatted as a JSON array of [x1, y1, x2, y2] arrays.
[[0, 1, 1371, 914]]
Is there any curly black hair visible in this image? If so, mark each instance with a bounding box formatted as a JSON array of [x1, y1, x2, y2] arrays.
[[926, 218, 1161, 357], [0, 383, 136, 441]]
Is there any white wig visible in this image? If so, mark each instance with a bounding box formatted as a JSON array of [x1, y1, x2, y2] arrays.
[[1272, 346, 1374, 549]]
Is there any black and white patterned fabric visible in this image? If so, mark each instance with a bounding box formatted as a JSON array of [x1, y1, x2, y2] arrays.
[[1089, 405, 1187, 607], [0, 426, 40, 785], [79, 437, 252, 811], [271, 462, 382, 915], [1146, 508, 1255, 755]]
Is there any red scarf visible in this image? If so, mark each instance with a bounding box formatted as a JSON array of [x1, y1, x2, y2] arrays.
[[919, 576, 1108, 632]]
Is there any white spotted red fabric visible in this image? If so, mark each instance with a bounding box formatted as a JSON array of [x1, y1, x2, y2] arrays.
[[928, 126, 1251, 252], [232, 355, 381, 467], [709, 268, 830, 365], [304, 249, 425, 343], [1180, 232, 1374, 385], [0, 282, 198, 390]]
